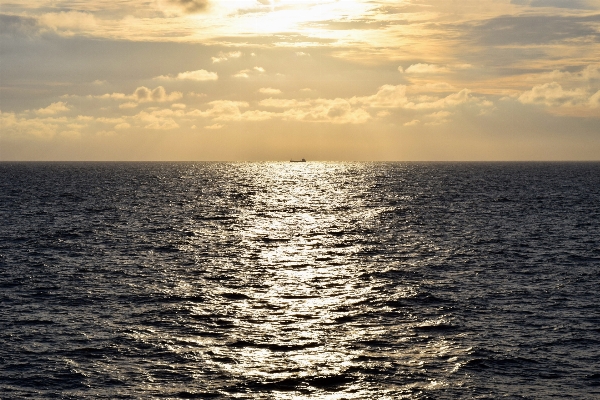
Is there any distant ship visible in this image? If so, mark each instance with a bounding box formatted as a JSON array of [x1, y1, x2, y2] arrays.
[[290, 158, 306, 162]]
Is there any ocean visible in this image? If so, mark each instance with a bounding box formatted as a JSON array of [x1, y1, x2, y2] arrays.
[[1, 162, 599, 399]]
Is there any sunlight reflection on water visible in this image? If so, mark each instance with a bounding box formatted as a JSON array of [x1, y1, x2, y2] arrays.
[[3, 162, 599, 399]]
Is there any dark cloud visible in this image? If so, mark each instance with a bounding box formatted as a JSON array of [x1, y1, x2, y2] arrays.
[[471, 14, 600, 45], [0, 14, 40, 37], [168, 0, 210, 14]]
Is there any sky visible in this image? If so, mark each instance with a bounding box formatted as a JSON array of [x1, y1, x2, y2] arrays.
[[1, 0, 599, 161]]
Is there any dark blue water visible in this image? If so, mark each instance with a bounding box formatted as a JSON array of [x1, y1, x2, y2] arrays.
[[1, 162, 599, 399]]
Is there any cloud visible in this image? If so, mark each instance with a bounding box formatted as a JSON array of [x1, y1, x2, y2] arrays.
[[190, 100, 250, 121], [512, 0, 593, 9], [191, 96, 370, 124], [133, 110, 180, 129], [425, 110, 453, 125], [212, 51, 242, 63], [408, 89, 481, 110], [98, 87, 182, 105], [1, 111, 77, 139], [349, 84, 492, 117], [114, 122, 131, 130], [167, 0, 210, 14], [258, 88, 282, 95], [38, 11, 97, 34], [96, 117, 127, 124], [582, 65, 600, 80], [472, 14, 600, 46], [408, 82, 456, 93], [0, 14, 39, 37], [233, 67, 265, 78], [405, 64, 449, 74], [351, 85, 409, 108], [404, 119, 420, 126], [518, 82, 589, 107], [281, 98, 371, 124], [234, 70, 250, 78], [590, 90, 600, 108], [35, 102, 70, 115], [204, 123, 223, 129], [133, 86, 183, 102], [261, 97, 371, 124], [259, 98, 311, 108], [428, 111, 452, 119], [156, 69, 218, 81]]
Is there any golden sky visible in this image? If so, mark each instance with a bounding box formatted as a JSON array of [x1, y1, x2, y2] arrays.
[[1, 0, 600, 160]]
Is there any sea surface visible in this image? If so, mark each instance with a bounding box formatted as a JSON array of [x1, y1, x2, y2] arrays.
[[1, 162, 599, 399]]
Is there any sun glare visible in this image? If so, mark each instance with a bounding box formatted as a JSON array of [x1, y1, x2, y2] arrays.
[[197, 0, 369, 38]]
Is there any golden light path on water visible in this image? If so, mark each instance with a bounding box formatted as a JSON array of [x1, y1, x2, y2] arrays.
[[3, 163, 599, 399], [135, 162, 468, 398]]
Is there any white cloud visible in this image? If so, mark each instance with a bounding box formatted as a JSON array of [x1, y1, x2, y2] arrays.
[[582, 65, 600, 80], [405, 64, 449, 74], [97, 117, 127, 124], [262, 97, 370, 124], [408, 82, 456, 92], [233, 67, 264, 77], [38, 11, 97, 34], [1, 111, 74, 139], [351, 85, 409, 108], [189, 100, 250, 120], [98, 93, 128, 100], [258, 88, 282, 95], [211, 51, 242, 63], [133, 110, 180, 130], [518, 82, 589, 107], [96, 87, 182, 105], [404, 119, 420, 126], [156, 69, 218, 81], [259, 98, 311, 108], [35, 102, 70, 115], [408, 89, 477, 110], [280, 98, 371, 124], [234, 70, 250, 78]]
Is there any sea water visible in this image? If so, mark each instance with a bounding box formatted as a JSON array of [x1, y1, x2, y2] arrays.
[[1, 162, 599, 399]]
